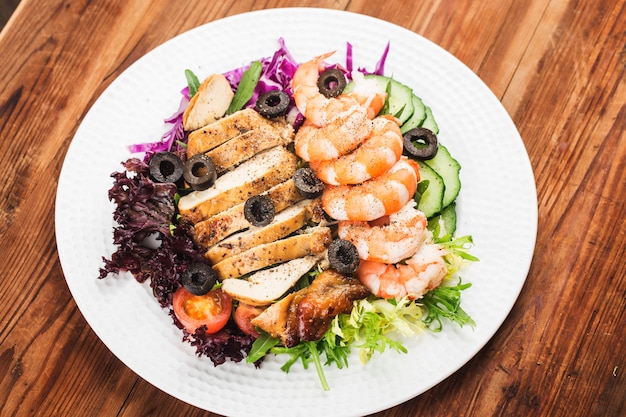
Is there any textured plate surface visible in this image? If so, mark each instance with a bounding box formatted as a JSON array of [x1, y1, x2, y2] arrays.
[[55, 8, 537, 417]]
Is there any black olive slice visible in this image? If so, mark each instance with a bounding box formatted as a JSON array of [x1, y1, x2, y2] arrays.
[[317, 68, 347, 98], [184, 154, 217, 191], [244, 195, 275, 227], [328, 239, 360, 275], [182, 262, 218, 296], [149, 152, 184, 184], [255, 90, 290, 118], [403, 127, 438, 160], [294, 167, 325, 199]]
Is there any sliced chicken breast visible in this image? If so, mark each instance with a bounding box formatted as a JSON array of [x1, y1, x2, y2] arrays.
[[252, 269, 370, 347], [250, 292, 296, 342], [207, 126, 293, 174], [191, 178, 304, 249], [186, 108, 293, 156], [183, 74, 234, 131], [178, 146, 297, 224], [205, 199, 319, 264], [212, 226, 332, 279], [221, 255, 320, 306]]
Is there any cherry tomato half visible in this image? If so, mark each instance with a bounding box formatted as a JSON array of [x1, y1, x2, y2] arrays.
[[234, 303, 265, 338], [172, 287, 232, 334]]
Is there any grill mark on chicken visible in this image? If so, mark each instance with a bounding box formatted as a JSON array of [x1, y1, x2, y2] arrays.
[[205, 199, 321, 263], [211, 226, 332, 279], [178, 146, 297, 224], [207, 127, 293, 174], [191, 179, 304, 250], [186, 108, 293, 156]]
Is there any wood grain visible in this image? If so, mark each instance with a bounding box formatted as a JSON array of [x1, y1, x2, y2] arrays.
[[0, 0, 624, 416]]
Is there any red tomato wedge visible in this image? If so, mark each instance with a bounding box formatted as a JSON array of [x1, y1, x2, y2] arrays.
[[234, 303, 265, 338], [172, 287, 232, 334]]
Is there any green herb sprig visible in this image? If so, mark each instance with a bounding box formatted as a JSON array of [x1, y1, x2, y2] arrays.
[[227, 61, 262, 114]]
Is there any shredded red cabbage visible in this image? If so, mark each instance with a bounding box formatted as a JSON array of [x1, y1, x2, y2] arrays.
[[345, 41, 390, 78], [222, 37, 299, 110], [129, 39, 391, 159], [128, 88, 190, 159]]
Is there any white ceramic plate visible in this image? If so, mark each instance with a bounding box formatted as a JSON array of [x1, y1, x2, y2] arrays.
[[55, 8, 537, 417]]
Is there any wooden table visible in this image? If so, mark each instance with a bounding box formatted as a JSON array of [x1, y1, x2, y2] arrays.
[[1, 1, 624, 416]]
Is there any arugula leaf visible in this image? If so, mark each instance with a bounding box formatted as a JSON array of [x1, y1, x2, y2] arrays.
[[185, 69, 200, 98], [246, 331, 280, 364], [420, 279, 476, 331], [272, 341, 331, 391], [320, 332, 351, 370], [226, 61, 262, 114]]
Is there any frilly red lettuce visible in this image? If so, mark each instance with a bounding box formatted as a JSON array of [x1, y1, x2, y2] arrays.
[[99, 157, 204, 306]]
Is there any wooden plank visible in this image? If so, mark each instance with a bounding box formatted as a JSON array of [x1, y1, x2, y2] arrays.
[[0, 0, 624, 416]]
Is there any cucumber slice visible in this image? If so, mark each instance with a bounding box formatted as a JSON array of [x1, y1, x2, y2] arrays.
[[415, 161, 445, 218], [344, 73, 389, 94], [427, 202, 457, 237], [382, 77, 414, 124], [421, 106, 439, 134], [424, 144, 461, 208], [400, 94, 426, 134]]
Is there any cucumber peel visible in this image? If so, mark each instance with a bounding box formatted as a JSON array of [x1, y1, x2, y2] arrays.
[[415, 162, 444, 218], [400, 94, 426, 134], [428, 202, 457, 237], [424, 144, 461, 208], [421, 106, 439, 134]]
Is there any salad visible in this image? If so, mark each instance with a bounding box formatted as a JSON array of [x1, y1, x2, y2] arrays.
[[99, 38, 477, 390]]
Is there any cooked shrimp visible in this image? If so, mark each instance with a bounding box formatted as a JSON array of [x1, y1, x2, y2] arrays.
[[321, 157, 420, 221], [294, 112, 373, 162], [292, 52, 386, 127], [346, 71, 387, 119], [337, 201, 427, 264], [356, 240, 448, 300], [310, 115, 403, 185]]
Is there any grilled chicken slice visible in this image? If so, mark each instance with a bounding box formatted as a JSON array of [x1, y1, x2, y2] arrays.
[[284, 269, 369, 347], [221, 255, 320, 306], [250, 292, 296, 341], [186, 108, 293, 156], [183, 74, 234, 131], [212, 226, 332, 279], [207, 126, 294, 174], [191, 179, 304, 250], [205, 199, 322, 264], [178, 146, 297, 224], [251, 269, 370, 347]]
